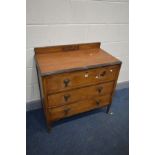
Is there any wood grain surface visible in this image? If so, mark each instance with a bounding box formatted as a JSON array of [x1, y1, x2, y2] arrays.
[[35, 42, 121, 75], [35, 42, 121, 131], [48, 95, 111, 121], [47, 81, 114, 108]]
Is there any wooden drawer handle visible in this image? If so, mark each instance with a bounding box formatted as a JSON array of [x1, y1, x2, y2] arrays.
[[96, 100, 101, 106], [64, 79, 70, 87], [100, 71, 106, 77], [64, 94, 70, 102], [97, 86, 103, 93], [64, 108, 70, 115]]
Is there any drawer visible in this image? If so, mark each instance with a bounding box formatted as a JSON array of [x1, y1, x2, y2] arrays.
[[45, 65, 119, 93], [47, 81, 114, 108], [48, 95, 111, 121]]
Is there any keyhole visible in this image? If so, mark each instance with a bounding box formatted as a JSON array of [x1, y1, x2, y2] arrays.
[[85, 72, 89, 78]]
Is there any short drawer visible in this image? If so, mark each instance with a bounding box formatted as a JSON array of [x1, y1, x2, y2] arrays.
[[45, 65, 119, 93], [48, 95, 111, 121], [47, 81, 114, 108]]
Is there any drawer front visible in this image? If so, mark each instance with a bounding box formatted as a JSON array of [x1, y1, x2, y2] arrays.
[[48, 95, 111, 121], [45, 65, 119, 93], [47, 81, 114, 108]]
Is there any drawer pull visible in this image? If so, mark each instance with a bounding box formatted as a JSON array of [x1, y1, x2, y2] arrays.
[[64, 108, 70, 115], [96, 100, 101, 106], [64, 94, 70, 102], [64, 79, 70, 87], [100, 71, 106, 77], [97, 86, 103, 93], [110, 69, 113, 72]]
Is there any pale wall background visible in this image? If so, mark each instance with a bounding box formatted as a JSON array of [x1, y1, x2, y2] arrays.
[[26, 0, 129, 103]]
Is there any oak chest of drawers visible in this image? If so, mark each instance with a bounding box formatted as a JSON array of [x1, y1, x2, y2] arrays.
[[34, 42, 121, 131]]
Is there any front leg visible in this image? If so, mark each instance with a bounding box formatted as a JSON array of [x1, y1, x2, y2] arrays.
[[106, 104, 111, 114]]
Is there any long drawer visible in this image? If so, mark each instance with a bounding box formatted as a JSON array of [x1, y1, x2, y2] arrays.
[[48, 95, 111, 121], [47, 81, 114, 108], [45, 65, 119, 94]]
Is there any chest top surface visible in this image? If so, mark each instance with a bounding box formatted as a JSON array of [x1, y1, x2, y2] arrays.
[[34, 42, 121, 76]]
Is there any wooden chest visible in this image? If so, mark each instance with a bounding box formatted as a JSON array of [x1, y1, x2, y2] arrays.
[[34, 42, 121, 131]]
